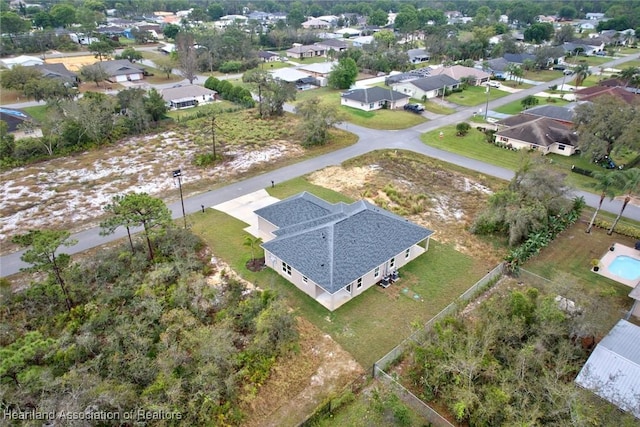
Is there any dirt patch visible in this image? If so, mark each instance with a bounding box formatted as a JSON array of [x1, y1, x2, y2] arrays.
[[240, 316, 365, 427], [246, 257, 266, 272], [309, 151, 504, 264], [1, 126, 304, 253], [45, 55, 101, 72]]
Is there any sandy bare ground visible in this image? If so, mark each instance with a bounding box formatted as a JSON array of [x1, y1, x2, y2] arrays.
[[0, 129, 303, 252]]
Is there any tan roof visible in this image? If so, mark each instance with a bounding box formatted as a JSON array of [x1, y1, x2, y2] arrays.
[[429, 65, 490, 81]]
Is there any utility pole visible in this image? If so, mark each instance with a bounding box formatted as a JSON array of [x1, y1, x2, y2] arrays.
[[173, 169, 187, 229], [484, 84, 490, 121], [211, 115, 217, 161]]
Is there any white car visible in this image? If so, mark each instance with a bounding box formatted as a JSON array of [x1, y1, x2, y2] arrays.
[[487, 80, 501, 88]]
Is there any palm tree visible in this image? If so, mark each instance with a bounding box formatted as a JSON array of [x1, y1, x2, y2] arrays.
[[619, 66, 639, 88], [244, 235, 263, 262], [586, 170, 620, 233], [608, 168, 640, 235], [574, 63, 591, 90]]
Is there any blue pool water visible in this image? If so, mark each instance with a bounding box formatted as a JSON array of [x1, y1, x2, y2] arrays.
[[607, 256, 640, 281]]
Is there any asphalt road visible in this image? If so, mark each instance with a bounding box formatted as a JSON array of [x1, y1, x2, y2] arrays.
[[1, 53, 639, 277]]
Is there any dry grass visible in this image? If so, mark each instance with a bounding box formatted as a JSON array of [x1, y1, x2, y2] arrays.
[[45, 55, 101, 71]]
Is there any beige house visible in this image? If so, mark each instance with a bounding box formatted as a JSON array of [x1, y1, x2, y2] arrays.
[[428, 65, 490, 86], [494, 114, 578, 156], [255, 192, 434, 311], [392, 75, 460, 99], [286, 44, 326, 59]]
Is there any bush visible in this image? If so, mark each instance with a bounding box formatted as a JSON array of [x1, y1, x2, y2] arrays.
[[593, 219, 640, 239], [219, 60, 243, 73], [456, 122, 471, 136]]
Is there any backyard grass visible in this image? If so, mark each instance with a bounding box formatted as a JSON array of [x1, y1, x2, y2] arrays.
[[523, 217, 640, 333], [494, 96, 571, 115], [445, 85, 510, 106], [190, 176, 488, 368], [22, 105, 49, 123], [420, 125, 626, 192]]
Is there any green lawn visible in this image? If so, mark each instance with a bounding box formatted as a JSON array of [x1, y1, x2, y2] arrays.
[[190, 176, 487, 368], [423, 100, 456, 115], [445, 85, 510, 107], [22, 105, 49, 123], [494, 97, 571, 115], [522, 69, 564, 82], [420, 125, 624, 191]]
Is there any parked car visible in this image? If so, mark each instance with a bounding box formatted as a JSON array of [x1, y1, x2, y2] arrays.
[[487, 80, 501, 88], [552, 65, 566, 71], [404, 103, 425, 113], [563, 69, 574, 75]]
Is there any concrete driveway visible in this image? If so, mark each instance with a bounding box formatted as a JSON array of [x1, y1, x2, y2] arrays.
[[212, 189, 279, 240]]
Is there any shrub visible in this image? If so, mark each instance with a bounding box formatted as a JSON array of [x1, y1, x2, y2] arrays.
[[456, 122, 471, 136], [219, 60, 243, 73]]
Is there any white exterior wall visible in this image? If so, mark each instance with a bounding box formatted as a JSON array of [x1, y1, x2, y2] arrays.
[[496, 135, 575, 156], [341, 97, 377, 111], [257, 216, 278, 241], [392, 83, 439, 99]]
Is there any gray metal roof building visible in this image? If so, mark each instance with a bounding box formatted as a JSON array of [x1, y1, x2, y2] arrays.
[[575, 319, 640, 418]]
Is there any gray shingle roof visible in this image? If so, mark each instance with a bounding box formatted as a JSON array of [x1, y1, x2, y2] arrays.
[[575, 319, 640, 418], [496, 115, 578, 148], [258, 192, 434, 294], [100, 59, 144, 76], [341, 87, 409, 104], [524, 104, 578, 123], [409, 75, 460, 92]]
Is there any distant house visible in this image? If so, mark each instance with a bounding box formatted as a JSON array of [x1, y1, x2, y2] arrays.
[[562, 41, 600, 56], [258, 50, 281, 62], [407, 48, 431, 64], [301, 17, 333, 29], [503, 53, 536, 65], [270, 68, 318, 90], [161, 85, 216, 109], [297, 61, 336, 78], [32, 63, 79, 86], [351, 35, 375, 47], [586, 13, 605, 20], [575, 319, 640, 419], [0, 108, 42, 140], [286, 44, 326, 60], [335, 28, 361, 37], [255, 192, 434, 311], [392, 75, 460, 100], [1, 55, 44, 69], [99, 59, 145, 83], [314, 38, 348, 55], [340, 87, 410, 111], [494, 114, 578, 156], [428, 65, 490, 86], [575, 86, 639, 105]]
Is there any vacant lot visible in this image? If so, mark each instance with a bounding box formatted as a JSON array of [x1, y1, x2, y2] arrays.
[[0, 109, 356, 252], [445, 85, 510, 106], [494, 96, 571, 114]]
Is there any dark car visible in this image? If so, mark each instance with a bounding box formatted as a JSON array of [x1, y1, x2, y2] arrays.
[[404, 103, 425, 114]]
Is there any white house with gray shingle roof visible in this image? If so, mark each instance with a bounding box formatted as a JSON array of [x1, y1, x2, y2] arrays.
[[340, 87, 410, 111], [255, 192, 434, 311]]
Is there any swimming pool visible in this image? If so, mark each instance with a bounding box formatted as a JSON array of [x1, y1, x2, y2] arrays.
[[607, 256, 640, 281]]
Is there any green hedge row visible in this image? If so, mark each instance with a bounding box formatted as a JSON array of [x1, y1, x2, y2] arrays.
[[593, 219, 640, 239], [505, 197, 585, 274]]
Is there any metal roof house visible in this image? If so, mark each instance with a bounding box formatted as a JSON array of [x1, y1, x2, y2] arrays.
[[161, 85, 216, 109], [575, 319, 640, 419], [255, 192, 434, 311]]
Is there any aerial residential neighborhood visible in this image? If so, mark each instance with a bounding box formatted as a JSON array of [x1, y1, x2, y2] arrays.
[[1, 0, 640, 425]]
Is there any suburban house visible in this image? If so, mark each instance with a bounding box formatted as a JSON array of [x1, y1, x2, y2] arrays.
[[314, 38, 348, 54], [392, 75, 460, 100], [407, 48, 431, 64], [255, 192, 434, 311], [494, 114, 578, 156], [575, 86, 640, 105], [0, 55, 44, 69], [340, 87, 410, 111], [301, 17, 334, 29], [32, 63, 79, 86], [100, 59, 145, 83], [351, 35, 375, 47], [161, 85, 217, 109], [562, 41, 602, 56], [0, 108, 42, 139], [297, 62, 336, 86], [258, 50, 281, 62], [521, 103, 579, 125], [575, 319, 640, 419], [586, 12, 605, 20], [270, 68, 318, 90], [286, 44, 326, 60], [428, 65, 490, 86]]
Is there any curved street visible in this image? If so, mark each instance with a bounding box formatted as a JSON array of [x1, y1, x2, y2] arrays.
[[1, 53, 639, 277]]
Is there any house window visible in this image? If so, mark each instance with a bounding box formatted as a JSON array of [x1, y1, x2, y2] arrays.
[[500, 137, 509, 142], [281, 262, 291, 276], [346, 284, 351, 292], [357, 277, 363, 289], [558, 144, 565, 150], [405, 248, 411, 259], [302, 276, 308, 283], [374, 266, 380, 278], [390, 257, 395, 268], [369, 103, 374, 109]]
